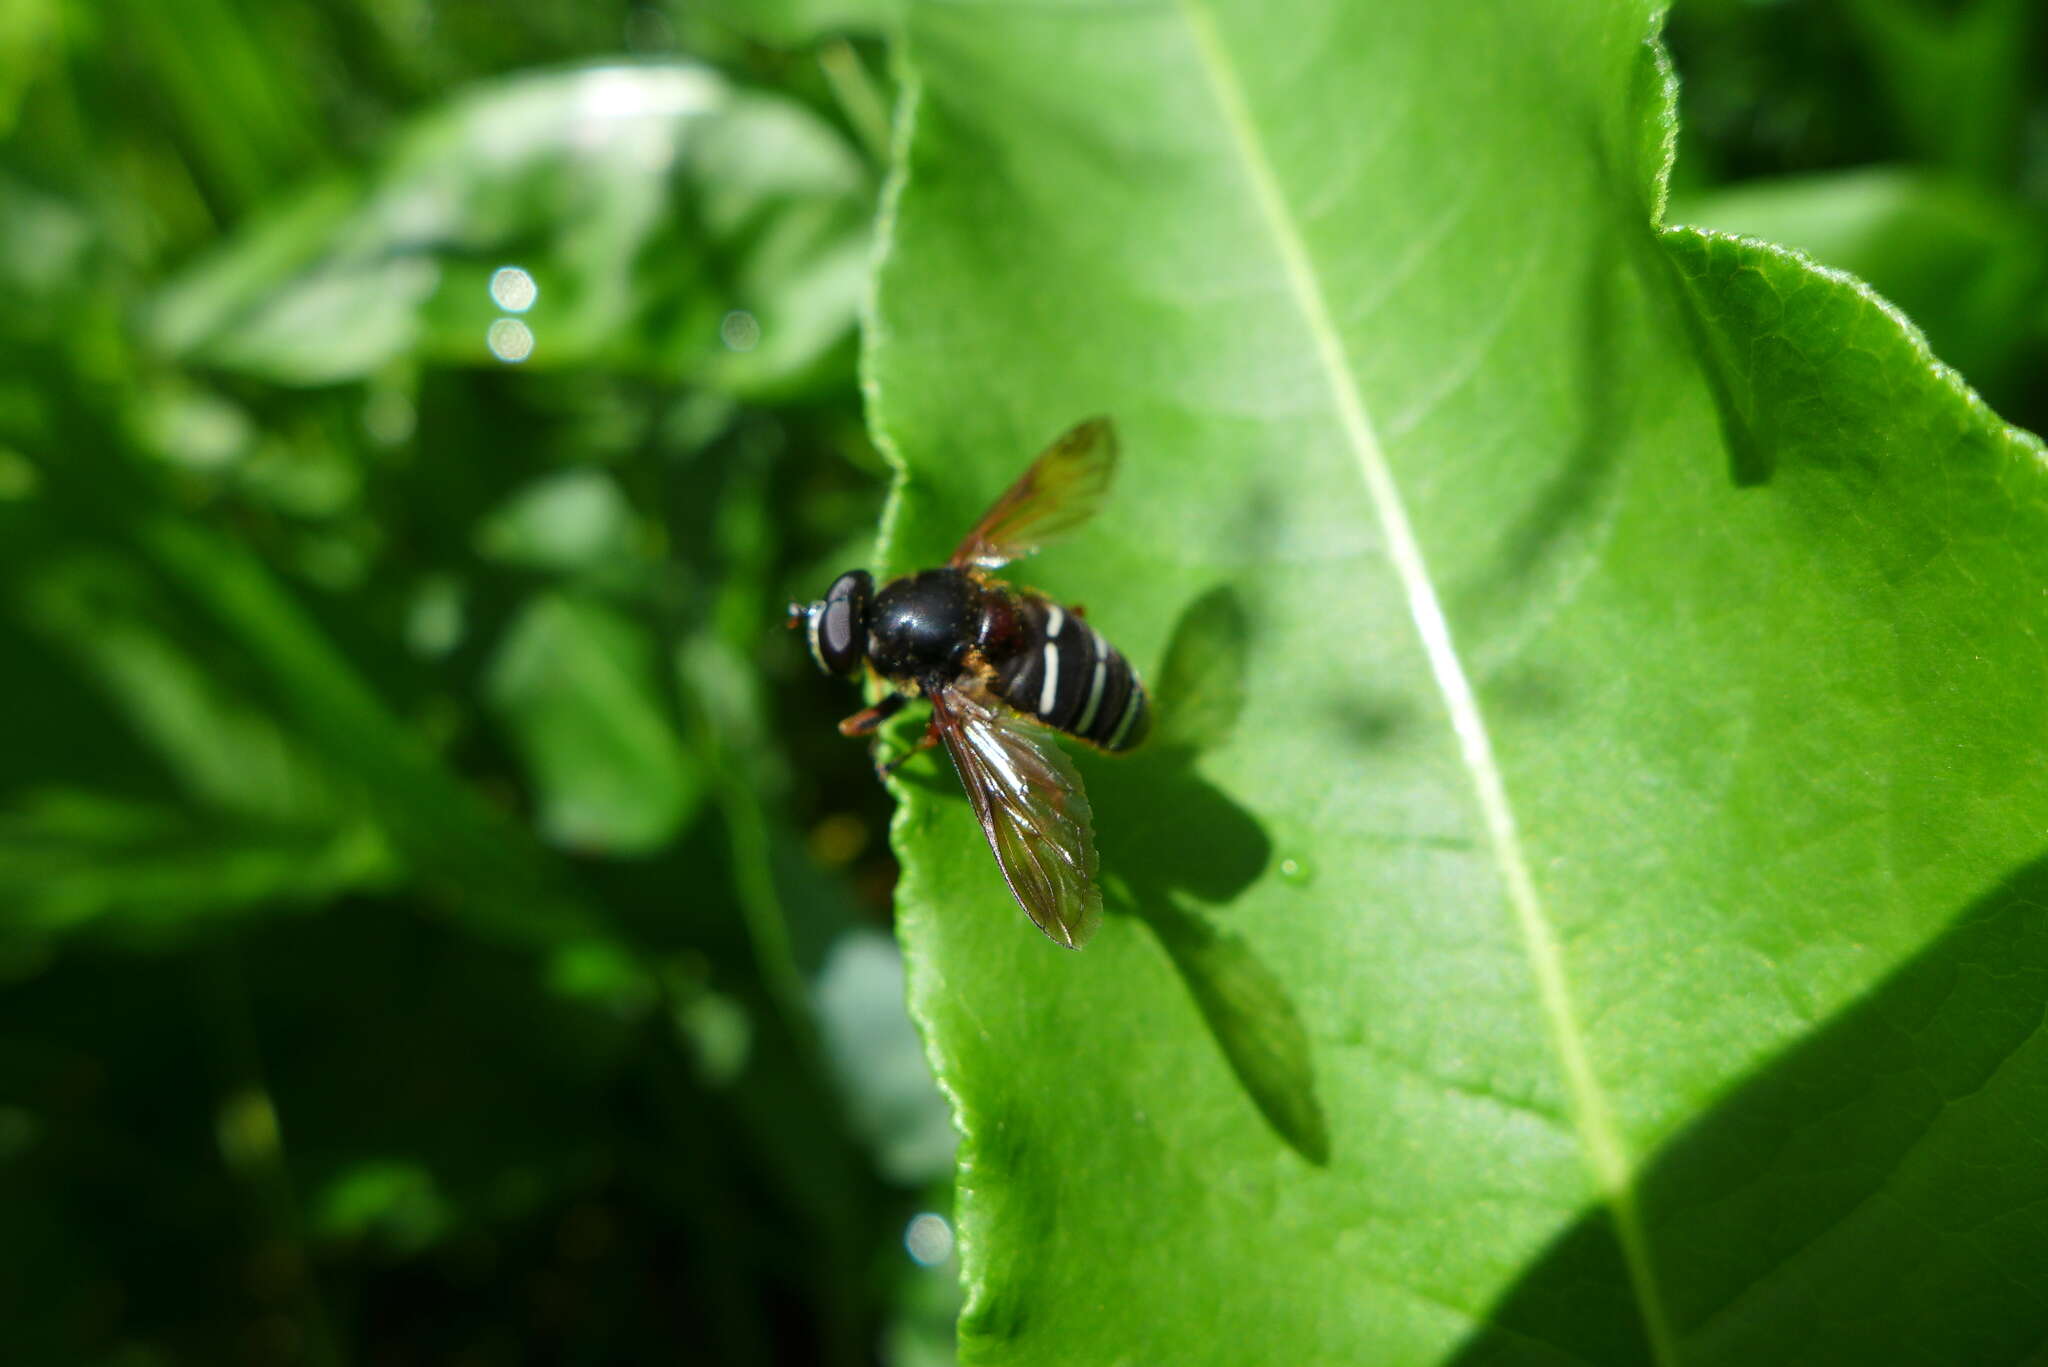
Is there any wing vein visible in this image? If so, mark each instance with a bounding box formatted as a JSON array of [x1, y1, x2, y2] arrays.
[[1174, 4, 1678, 1360]]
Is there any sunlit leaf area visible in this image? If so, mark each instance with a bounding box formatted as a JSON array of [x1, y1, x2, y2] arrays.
[[3, 2, 2045, 1364]]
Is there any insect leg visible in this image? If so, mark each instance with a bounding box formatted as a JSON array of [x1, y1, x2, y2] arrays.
[[838, 692, 907, 737], [876, 718, 941, 780]]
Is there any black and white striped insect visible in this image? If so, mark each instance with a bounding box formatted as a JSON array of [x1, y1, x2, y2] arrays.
[[787, 417, 1148, 948]]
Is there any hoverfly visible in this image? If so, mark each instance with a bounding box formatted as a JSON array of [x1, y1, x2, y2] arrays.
[[788, 418, 1149, 949]]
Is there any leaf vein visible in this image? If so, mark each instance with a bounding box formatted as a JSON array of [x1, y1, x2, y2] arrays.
[[1174, 4, 1679, 1362]]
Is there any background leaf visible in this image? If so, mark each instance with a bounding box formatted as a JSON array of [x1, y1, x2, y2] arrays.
[[149, 64, 873, 397], [0, 9, 927, 1362], [485, 591, 703, 855], [701, 0, 899, 48], [1672, 167, 2048, 414], [870, 3, 2048, 1363]]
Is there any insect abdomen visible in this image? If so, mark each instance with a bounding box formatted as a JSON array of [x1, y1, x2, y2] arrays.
[[992, 597, 1149, 752]]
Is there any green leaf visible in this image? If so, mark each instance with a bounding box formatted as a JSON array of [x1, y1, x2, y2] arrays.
[[312, 1160, 450, 1254], [815, 928, 957, 1184], [18, 549, 351, 825], [486, 591, 703, 856], [0, 0, 65, 139], [132, 508, 613, 950], [1672, 168, 2048, 416], [9, 365, 622, 953], [699, 0, 898, 46], [149, 64, 872, 396], [0, 789, 395, 942], [475, 467, 642, 576], [868, 3, 2048, 1363], [1836, 0, 2034, 183]]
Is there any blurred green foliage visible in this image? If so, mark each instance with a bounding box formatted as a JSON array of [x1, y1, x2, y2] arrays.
[[0, 1, 2039, 1365], [1666, 0, 2048, 435], [0, 4, 952, 1365]]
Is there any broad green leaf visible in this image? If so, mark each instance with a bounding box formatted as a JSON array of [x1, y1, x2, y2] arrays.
[[869, 2, 2048, 1363], [486, 591, 702, 856], [1673, 168, 2047, 413], [149, 65, 871, 396]]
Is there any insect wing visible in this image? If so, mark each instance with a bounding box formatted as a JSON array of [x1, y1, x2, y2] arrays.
[[927, 680, 1103, 948], [948, 417, 1117, 571]]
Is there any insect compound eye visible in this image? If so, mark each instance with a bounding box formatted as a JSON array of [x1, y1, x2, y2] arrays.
[[812, 569, 872, 675]]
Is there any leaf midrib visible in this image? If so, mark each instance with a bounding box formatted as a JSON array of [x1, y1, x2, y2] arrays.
[[1173, 2, 1678, 1357]]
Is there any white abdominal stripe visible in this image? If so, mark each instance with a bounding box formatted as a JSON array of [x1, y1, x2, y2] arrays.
[[992, 596, 1146, 750]]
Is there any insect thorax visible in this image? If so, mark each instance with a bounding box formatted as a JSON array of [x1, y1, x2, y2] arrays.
[[866, 569, 979, 680]]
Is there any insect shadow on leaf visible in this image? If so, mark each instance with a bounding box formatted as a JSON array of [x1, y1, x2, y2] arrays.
[[1455, 214, 1637, 672], [879, 573, 1327, 1164], [1084, 585, 1330, 1167]]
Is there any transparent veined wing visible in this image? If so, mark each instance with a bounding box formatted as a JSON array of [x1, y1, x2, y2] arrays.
[[948, 417, 1117, 571], [926, 676, 1102, 948]]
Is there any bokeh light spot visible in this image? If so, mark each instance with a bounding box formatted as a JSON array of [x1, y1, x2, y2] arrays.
[[488, 317, 535, 363], [720, 309, 761, 352], [216, 1088, 281, 1169], [489, 265, 538, 313], [904, 1212, 953, 1266]]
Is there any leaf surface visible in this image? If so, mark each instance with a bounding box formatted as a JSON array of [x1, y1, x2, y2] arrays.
[[867, 2, 2048, 1362], [1672, 167, 2048, 413]]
